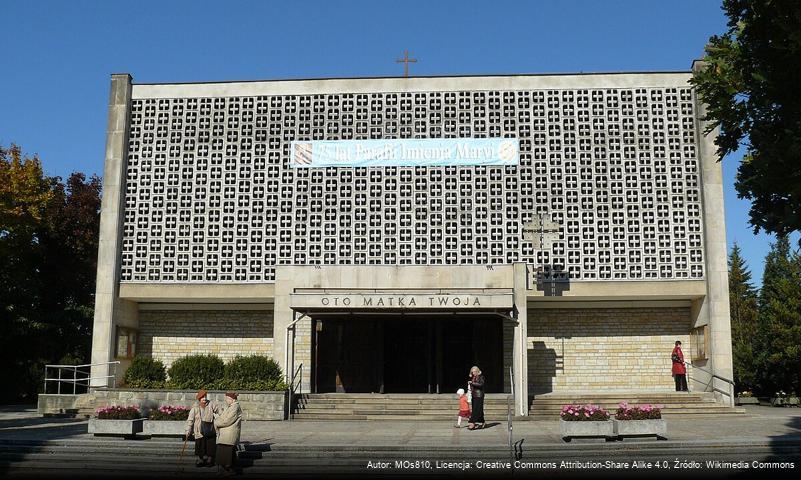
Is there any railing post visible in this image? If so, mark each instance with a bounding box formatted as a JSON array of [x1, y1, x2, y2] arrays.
[[508, 365, 514, 464], [57, 368, 61, 395], [43, 366, 48, 395], [73, 367, 77, 395]]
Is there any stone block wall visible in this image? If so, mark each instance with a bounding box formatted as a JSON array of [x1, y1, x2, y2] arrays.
[[91, 388, 285, 420], [138, 310, 274, 369], [527, 307, 693, 393]]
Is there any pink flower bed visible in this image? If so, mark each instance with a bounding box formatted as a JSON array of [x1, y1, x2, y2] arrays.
[[559, 404, 610, 421], [95, 405, 142, 420], [615, 402, 663, 420], [148, 405, 190, 421]]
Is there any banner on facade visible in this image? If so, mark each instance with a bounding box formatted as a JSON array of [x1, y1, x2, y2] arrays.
[[290, 138, 519, 168]]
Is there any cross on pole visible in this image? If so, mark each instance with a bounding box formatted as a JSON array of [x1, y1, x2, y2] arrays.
[[395, 50, 417, 78], [523, 214, 569, 296], [522, 213, 561, 249]]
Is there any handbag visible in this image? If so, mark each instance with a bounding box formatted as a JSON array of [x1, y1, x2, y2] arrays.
[[200, 420, 215, 437]]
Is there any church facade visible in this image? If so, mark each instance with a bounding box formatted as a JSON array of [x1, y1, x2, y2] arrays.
[[90, 65, 732, 415]]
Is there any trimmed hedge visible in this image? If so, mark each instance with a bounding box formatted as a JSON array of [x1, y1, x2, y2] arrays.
[[123, 356, 166, 389], [167, 354, 225, 390], [128, 354, 289, 391], [224, 355, 283, 384]]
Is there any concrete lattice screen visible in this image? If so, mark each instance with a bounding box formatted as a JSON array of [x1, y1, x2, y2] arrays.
[[119, 87, 705, 284]]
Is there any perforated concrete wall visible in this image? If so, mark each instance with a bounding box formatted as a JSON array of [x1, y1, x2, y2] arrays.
[[120, 80, 705, 284]]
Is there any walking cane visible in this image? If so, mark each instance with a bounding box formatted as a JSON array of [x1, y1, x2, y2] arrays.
[[177, 436, 188, 473]]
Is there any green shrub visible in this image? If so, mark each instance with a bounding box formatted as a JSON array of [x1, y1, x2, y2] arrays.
[[214, 378, 289, 392], [124, 357, 166, 388], [126, 379, 166, 389], [224, 355, 283, 384], [167, 354, 224, 390]]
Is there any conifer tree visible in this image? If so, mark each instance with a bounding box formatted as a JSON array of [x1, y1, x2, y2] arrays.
[[728, 243, 759, 392], [757, 237, 801, 395]]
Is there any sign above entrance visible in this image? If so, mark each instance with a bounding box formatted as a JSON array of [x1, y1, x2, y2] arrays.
[[289, 292, 514, 311], [290, 138, 519, 168]]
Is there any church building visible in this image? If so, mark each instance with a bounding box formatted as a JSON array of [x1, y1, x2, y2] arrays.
[[90, 63, 733, 416]]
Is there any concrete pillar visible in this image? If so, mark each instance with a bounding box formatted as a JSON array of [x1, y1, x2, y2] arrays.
[[273, 267, 313, 393], [90, 74, 136, 387], [692, 60, 735, 404], [513, 262, 529, 416]]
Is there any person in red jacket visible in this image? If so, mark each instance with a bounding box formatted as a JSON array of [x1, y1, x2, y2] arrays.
[[671, 340, 688, 391]]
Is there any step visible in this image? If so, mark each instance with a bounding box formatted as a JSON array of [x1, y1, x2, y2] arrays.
[[299, 394, 511, 398], [298, 395, 511, 401], [296, 402, 510, 409], [530, 395, 715, 402], [529, 402, 728, 411]]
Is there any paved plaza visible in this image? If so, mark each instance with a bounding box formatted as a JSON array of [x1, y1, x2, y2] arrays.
[[1, 406, 800, 478], [1, 405, 799, 446]]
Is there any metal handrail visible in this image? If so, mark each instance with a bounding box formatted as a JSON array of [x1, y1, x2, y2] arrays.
[[287, 363, 303, 421], [508, 366, 514, 466], [686, 362, 736, 406], [43, 361, 120, 395]]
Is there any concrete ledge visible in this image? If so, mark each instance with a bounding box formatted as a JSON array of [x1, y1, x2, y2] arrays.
[[119, 283, 275, 302], [528, 280, 706, 300], [38, 394, 94, 416]]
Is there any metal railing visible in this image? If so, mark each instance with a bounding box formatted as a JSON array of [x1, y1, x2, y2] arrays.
[[507, 366, 514, 466], [287, 363, 303, 421], [687, 362, 736, 406], [43, 361, 121, 395]]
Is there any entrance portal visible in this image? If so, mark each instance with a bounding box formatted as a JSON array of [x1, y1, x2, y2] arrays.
[[312, 314, 504, 394]]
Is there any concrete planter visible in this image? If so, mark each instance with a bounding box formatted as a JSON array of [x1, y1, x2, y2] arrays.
[[559, 419, 614, 442], [770, 397, 800, 407], [735, 396, 759, 405], [613, 419, 667, 440], [143, 420, 185, 437], [88, 418, 145, 437]]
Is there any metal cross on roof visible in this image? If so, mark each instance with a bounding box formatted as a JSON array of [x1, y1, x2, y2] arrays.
[[395, 50, 417, 78], [522, 213, 561, 249]]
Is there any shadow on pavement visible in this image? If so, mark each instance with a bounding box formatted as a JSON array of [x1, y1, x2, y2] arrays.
[[0, 405, 89, 477], [0, 416, 85, 430], [728, 410, 801, 478]]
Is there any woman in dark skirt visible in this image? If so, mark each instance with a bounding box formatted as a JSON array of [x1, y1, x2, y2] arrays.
[[215, 391, 242, 475], [184, 389, 221, 467], [467, 366, 485, 430]]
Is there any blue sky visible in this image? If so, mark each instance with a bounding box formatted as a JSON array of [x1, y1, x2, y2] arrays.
[[0, 0, 792, 285]]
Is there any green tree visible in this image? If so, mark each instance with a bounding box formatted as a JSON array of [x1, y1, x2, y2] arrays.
[[757, 237, 801, 394], [690, 0, 801, 237], [0, 144, 101, 402], [728, 243, 760, 392]]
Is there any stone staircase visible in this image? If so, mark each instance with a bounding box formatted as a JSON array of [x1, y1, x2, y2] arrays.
[[292, 393, 513, 421], [527, 391, 745, 420]]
